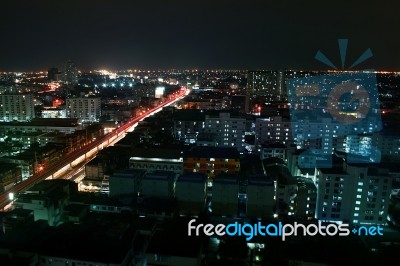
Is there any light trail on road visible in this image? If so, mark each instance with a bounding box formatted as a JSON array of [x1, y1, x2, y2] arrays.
[[0, 88, 187, 210]]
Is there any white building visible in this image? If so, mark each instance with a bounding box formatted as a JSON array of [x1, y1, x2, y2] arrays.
[[41, 107, 67, 118], [0, 118, 81, 134], [129, 148, 183, 174], [203, 112, 246, 152], [337, 133, 400, 162], [316, 161, 393, 225], [66, 97, 101, 122], [256, 116, 381, 161], [0, 94, 35, 122]]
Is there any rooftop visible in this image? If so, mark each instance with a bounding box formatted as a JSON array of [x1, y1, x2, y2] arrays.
[[184, 146, 240, 159], [248, 175, 274, 186], [177, 172, 207, 183], [0, 118, 79, 127], [110, 169, 146, 179], [213, 173, 239, 184], [143, 171, 175, 181], [319, 167, 347, 175], [130, 147, 183, 160]]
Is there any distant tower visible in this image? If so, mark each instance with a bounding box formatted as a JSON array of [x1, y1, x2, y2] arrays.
[[47, 67, 61, 81], [277, 70, 286, 101], [247, 70, 279, 102], [64, 60, 78, 85]]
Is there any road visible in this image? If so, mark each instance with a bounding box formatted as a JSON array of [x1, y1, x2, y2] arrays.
[[0, 88, 187, 210]]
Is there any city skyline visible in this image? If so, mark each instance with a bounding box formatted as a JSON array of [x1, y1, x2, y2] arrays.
[[0, 1, 399, 265], [1, 0, 400, 71]]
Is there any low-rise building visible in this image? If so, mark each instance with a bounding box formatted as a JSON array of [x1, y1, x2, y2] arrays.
[[175, 173, 207, 215], [14, 180, 77, 226], [212, 173, 239, 217], [246, 176, 275, 219], [183, 146, 240, 178], [141, 171, 177, 199], [260, 143, 288, 161], [130, 148, 183, 174], [109, 169, 146, 198], [0, 163, 22, 192], [0, 118, 81, 135]]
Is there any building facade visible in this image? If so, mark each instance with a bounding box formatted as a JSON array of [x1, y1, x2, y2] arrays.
[[203, 112, 246, 152], [64, 60, 78, 85], [246, 177, 275, 218], [183, 147, 240, 178], [175, 173, 207, 215], [316, 162, 393, 225], [0, 94, 35, 122], [66, 97, 101, 122], [129, 148, 183, 174], [212, 174, 239, 217]]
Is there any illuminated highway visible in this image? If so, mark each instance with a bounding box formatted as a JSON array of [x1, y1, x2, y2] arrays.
[[0, 88, 187, 210]]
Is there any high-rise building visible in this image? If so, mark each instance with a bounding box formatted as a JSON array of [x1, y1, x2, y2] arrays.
[[64, 60, 78, 85], [255, 116, 293, 147], [315, 160, 393, 225], [336, 133, 400, 162], [295, 176, 317, 220], [47, 67, 62, 81], [203, 112, 246, 152], [133, 84, 156, 100], [0, 94, 35, 122], [247, 70, 320, 102], [173, 109, 205, 144], [66, 96, 101, 122], [247, 70, 278, 100]]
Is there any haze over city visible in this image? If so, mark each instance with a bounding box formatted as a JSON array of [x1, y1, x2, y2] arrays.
[[1, 0, 400, 71]]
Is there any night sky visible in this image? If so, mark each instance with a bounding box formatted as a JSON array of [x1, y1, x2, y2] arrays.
[[1, 0, 399, 71]]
